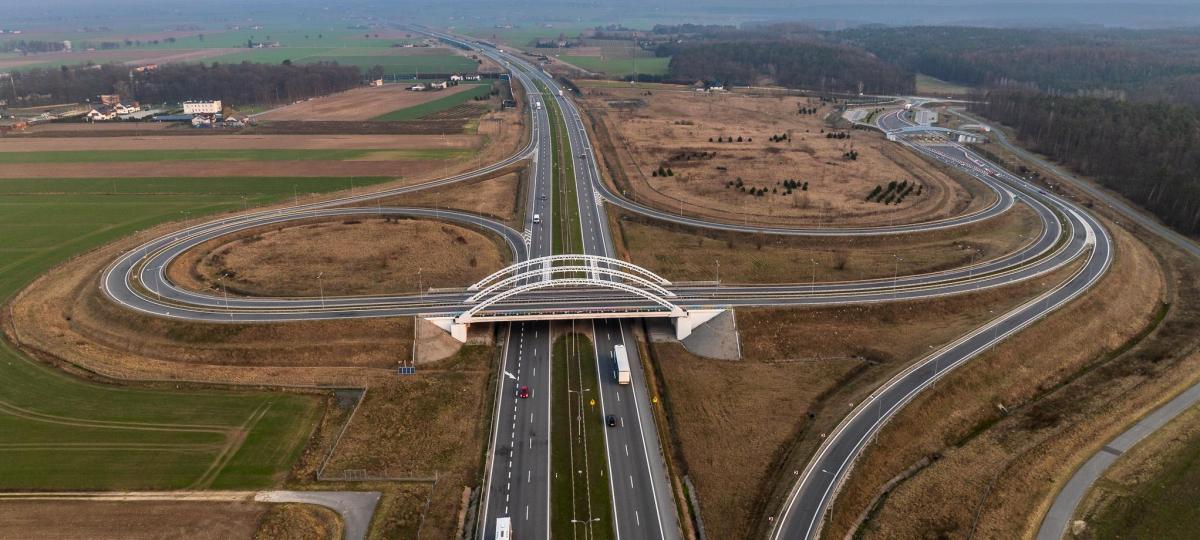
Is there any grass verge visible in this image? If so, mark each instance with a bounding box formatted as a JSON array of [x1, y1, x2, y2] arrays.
[[550, 333, 615, 540], [537, 81, 582, 256]]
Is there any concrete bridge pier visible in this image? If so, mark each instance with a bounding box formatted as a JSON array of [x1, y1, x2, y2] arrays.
[[671, 309, 726, 340]]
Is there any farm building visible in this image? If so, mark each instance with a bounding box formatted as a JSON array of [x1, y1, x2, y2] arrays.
[[183, 100, 222, 115]]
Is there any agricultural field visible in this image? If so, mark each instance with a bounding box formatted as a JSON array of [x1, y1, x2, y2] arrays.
[[372, 83, 493, 121], [582, 84, 986, 227], [0, 175, 402, 490], [559, 55, 670, 76], [210, 46, 478, 78]]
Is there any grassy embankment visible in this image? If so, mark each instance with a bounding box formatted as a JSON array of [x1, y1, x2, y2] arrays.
[[550, 334, 615, 540], [0, 175, 392, 489]]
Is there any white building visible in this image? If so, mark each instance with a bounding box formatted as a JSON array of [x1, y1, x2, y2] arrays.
[[183, 100, 222, 115], [449, 74, 463, 81], [430, 81, 448, 90], [86, 107, 116, 121]]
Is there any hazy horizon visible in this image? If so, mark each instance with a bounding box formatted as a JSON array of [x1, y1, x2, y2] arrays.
[[5, 1, 1200, 30]]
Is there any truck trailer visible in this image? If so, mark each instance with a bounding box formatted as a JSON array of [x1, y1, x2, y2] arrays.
[[613, 345, 631, 385]]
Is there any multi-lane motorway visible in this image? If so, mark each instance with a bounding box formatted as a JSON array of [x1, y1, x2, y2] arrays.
[[94, 32, 1114, 540]]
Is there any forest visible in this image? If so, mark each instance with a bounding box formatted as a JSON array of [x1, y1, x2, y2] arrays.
[[6, 61, 362, 107], [971, 88, 1200, 235], [836, 26, 1200, 107], [660, 40, 914, 94]]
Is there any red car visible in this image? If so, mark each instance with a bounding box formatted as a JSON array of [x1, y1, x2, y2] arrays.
[[517, 386, 530, 399]]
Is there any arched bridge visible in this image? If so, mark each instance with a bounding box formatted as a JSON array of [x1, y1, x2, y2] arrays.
[[426, 255, 723, 342]]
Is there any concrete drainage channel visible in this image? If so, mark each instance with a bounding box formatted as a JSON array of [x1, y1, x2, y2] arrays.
[[0, 491, 381, 540]]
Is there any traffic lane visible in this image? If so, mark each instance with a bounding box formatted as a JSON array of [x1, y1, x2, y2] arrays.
[[593, 319, 673, 540], [481, 321, 553, 540]]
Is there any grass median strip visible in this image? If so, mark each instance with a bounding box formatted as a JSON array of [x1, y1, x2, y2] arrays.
[[551, 333, 615, 540], [537, 82, 583, 257]]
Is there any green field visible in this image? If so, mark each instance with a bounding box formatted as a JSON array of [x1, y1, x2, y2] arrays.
[[550, 334, 614, 540], [1086, 403, 1200, 538], [0, 174, 393, 489], [0, 148, 469, 164], [208, 46, 478, 76], [559, 55, 671, 77], [372, 83, 493, 121], [915, 74, 972, 96], [465, 25, 593, 48]]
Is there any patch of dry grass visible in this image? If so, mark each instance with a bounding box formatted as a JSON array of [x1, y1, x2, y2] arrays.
[[618, 201, 1040, 283], [176, 218, 507, 297], [255, 503, 342, 540], [582, 86, 988, 228], [829, 220, 1171, 539], [0, 500, 266, 539], [652, 257, 1082, 540]]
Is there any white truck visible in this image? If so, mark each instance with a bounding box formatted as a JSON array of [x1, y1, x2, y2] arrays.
[[495, 517, 512, 540], [535, 101, 542, 110], [613, 345, 631, 385]]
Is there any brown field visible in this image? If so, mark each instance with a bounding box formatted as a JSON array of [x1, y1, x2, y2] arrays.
[[652, 256, 1084, 540], [0, 500, 269, 539], [0, 48, 235, 71], [617, 200, 1041, 284], [378, 167, 527, 228], [321, 345, 497, 540], [581, 86, 988, 227], [827, 218, 1178, 539], [258, 83, 478, 122], [0, 133, 483, 152], [173, 218, 509, 297], [0, 159, 455, 178]]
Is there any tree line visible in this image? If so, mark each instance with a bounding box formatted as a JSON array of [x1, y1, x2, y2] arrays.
[[971, 88, 1200, 235], [6, 61, 362, 108], [658, 40, 914, 95]]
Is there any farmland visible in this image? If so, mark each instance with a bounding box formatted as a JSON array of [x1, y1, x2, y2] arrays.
[[0, 175, 403, 490], [372, 83, 493, 121], [560, 55, 671, 77]]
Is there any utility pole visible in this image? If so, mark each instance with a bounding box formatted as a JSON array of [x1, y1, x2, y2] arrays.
[[316, 272, 325, 309]]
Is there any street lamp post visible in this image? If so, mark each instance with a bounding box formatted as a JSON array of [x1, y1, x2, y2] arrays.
[[316, 272, 325, 309], [892, 254, 903, 299]]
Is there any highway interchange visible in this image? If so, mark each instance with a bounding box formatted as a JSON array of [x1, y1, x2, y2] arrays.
[[96, 32, 1114, 540]]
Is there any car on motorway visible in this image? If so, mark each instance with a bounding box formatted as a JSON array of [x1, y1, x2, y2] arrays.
[[539, 194, 547, 200], [517, 386, 530, 399], [532, 213, 541, 224], [606, 414, 617, 427]]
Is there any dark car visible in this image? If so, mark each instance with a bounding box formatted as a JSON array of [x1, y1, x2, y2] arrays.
[[518, 386, 530, 399], [606, 415, 617, 427]]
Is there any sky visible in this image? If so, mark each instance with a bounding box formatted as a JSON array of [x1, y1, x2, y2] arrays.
[[4, 1, 1200, 29]]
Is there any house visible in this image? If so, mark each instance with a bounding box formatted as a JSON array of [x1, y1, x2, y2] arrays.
[[99, 94, 121, 105], [408, 83, 426, 91], [464, 74, 482, 81], [449, 74, 463, 81], [191, 115, 213, 128], [86, 107, 117, 121], [183, 100, 222, 115], [113, 102, 140, 114], [430, 81, 448, 90], [370, 79, 384, 87]]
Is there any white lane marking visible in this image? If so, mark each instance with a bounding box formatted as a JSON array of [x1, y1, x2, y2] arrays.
[[629, 475, 634, 489], [625, 444, 629, 456]]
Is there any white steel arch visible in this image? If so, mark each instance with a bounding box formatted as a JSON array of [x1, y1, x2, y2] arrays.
[[457, 278, 683, 321], [468, 254, 671, 291], [465, 266, 676, 303]]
